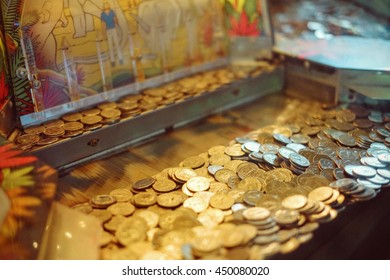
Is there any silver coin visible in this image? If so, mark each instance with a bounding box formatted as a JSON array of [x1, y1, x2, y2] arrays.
[[367, 148, 388, 158], [370, 142, 388, 150], [360, 157, 387, 168], [329, 178, 356, 190], [259, 144, 280, 155], [207, 165, 224, 175], [367, 174, 390, 185], [289, 153, 310, 168], [231, 203, 248, 213], [377, 153, 390, 164], [278, 147, 296, 161], [319, 158, 336, 169], [356, 179, 382, 189], [249, 152, 264, 162], [236, 137, 254, 144], [243, 141, 261, 153], [352, 165, 377, 178], [273, 134, 291, 145], [263, 153, 281, 167], [377, 128, 390, 138], [377, 169, 390, 179], [286, 143, 306, 153], [331, 131, 347, 141], [344, 164, 360, 177], [368, 114, 383, 123]]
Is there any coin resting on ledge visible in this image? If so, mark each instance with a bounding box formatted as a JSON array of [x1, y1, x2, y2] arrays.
[[15, 66, 276, 151]]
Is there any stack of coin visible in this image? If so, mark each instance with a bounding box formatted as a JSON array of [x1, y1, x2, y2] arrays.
[[17, 66, 270, 151], [69, 99, 389, 259]]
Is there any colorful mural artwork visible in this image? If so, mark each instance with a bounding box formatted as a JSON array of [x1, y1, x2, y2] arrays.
[[0, 138, 57, 259], [0, 10, 11, 110], [223, 0, 263, 37], [1, 0, 229, 116]]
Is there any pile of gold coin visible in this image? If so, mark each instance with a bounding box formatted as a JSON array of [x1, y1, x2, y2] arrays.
[[70, 103, 389, 260], [16, 65, 270, 151]]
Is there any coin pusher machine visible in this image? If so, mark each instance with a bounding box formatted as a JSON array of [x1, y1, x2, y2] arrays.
[[1, 1, 389, 173]]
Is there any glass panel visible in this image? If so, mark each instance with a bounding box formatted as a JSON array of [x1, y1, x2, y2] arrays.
[[11, 0, 230, 120]]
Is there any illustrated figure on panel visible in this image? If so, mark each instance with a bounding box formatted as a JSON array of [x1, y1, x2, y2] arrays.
[[101, 1, 124, 67]]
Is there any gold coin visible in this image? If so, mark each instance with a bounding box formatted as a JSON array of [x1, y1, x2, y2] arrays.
[[197, 208, 225, 228], [224, 145, 245, 157], [193, 191, 215, 204], [64, 130, 84, 138], [228, 189, 246, 203], [186, 176, 210, 192], [174, 168, 197, 182], [121, 94, 143, 103], [224, 160, 245, 173], [107, 202, 135, 216], [209, 193, 234, 210], [71, 203, 93, 214], [281, 194, 308, 210], [209, 182, 230, 193], [221, 229, 245, 248], [191, 233, 223, 253], [214, 169, 236, 183], [297, 233, 313, 244], [62, 112, 82, 122], [242, 207, 271, 221], [98, 102, 117, 110], [90, 209, 112, 223], [133, 177, 156, 191], [91, 195, 117, 208], [24, 125, 44, 135], [81, 108, 101, 116], [157, 192, 184, 208], [209, 154, 231, 166], [101, 108, 121, 119], [183, 197, 209, 213], [238, 177, 264, 191], [280, 238, 300, 254], [208, 145, 226, 156], [323, 189, 340, 205], [158, 211, 184, 230], [104, 215, 126, 232], [63, 121, 84, 131], [118, 104, 139, 114], [236, 224, 258, 244], [99, 231, 115, 247], [308, 187, 333, 202], [36, 137, 59, 146], [115, 218, 147, 246], [152, 179, 177, 193], [43, 119, 65, 128], [133, 193, 157, 207], [298, 222, 319, 234], [181, 156, 205, 169], [81, 115, 103, 125], [273, 209, 299, 225], [159, 244, 184, 260], [133, 210, 159, 229], [109, 188, 133, 202], [182, 183, 194, 197], [43, 126, 65, 137], [194, 167, 211, 177]]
